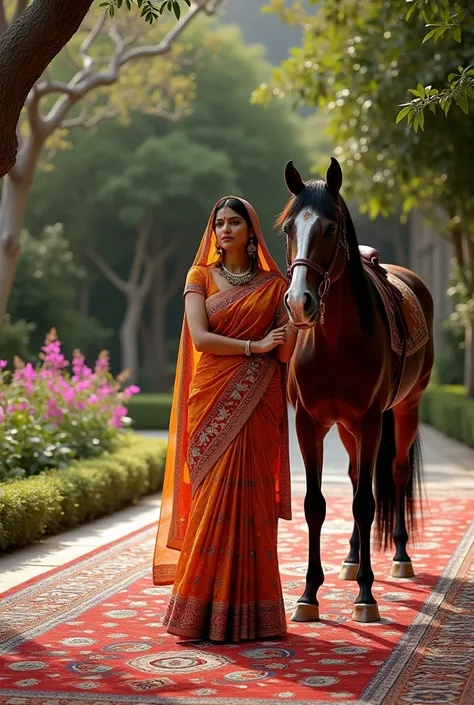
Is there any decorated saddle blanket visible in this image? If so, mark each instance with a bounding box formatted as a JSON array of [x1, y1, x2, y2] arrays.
[[360, 246, 429, 357]]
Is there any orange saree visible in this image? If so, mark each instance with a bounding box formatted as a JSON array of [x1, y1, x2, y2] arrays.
[[153, 197, 291, 643]]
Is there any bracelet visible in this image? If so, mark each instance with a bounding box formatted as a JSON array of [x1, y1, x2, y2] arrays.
[[244, 340, 251, 357]]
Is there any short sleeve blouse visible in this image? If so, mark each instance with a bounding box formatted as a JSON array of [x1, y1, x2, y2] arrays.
[[184, 266, 218, 299]]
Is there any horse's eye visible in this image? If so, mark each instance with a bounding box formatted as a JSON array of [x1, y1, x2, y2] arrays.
[[325, 224, 336, 238]]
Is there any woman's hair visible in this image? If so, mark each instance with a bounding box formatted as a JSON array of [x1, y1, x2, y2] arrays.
[[214, 198, 253, 231]]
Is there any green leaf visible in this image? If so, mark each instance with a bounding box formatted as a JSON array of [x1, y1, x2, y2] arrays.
[[422, 28, 439, 43], [173, 0, 181, 20], [416, 83, 426, 97], [433, 26, 447, 41], [408, 88, 422, 97], [396, 106, 411, 123], [452, 26, 462, 43]]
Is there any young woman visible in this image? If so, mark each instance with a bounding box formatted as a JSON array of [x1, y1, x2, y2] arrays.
[[153, 196, 297, 643]]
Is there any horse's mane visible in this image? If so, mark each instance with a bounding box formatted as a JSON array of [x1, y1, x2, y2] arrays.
[[277, 180, 374, 332]]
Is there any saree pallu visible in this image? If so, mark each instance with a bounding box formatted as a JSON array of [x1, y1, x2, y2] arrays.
[[162, 271, 291, 642]]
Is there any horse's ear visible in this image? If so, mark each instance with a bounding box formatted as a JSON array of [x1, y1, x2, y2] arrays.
[[325, 157, 343, 198], [284, 160, 306, 196]]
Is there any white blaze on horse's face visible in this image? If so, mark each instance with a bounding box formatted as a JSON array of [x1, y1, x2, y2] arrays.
[[285, 208, 319, 326]]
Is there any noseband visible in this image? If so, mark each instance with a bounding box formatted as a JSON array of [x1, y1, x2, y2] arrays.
[[286, 201, 349, 324]]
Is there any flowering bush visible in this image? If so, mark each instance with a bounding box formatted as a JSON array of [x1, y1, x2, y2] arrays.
[[0, 329, 140, 481]]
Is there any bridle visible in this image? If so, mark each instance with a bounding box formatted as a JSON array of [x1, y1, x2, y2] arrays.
[[285, 200, 349, 324]]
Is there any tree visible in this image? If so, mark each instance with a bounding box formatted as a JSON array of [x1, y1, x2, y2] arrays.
[[87, 132, 235, 382], [0, 0, 224, 328], [26, 23, 312, 389], [0, 0, 194, 177], [257, 0, 474, 391], [400, 0, 473, 127]]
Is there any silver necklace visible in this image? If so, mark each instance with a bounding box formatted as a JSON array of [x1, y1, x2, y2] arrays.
[[217, 260, 256, 286]]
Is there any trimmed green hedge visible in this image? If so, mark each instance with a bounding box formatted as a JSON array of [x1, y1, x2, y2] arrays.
[[128, 394, 172, 430], [0, 435, 166, 554], [420, 385, 474, 447]]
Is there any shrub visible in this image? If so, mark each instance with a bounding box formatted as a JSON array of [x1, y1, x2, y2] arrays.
[[420, 385, 474, 447], [0, 436, 166, 553], [128, 394, 172, 430], [0, 329, 140, 481]]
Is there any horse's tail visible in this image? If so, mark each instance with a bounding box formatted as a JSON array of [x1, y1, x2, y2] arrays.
[[374, 409, 424, 550]]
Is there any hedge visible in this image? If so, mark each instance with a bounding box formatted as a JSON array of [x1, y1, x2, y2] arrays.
[[420, 385, 474, 447], [0, 435, 166, 554], [128, 394, 172, 430]]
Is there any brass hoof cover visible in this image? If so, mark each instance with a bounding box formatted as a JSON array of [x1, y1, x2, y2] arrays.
[[391, 561, 415, 578], [291, 602, 320, 622], [352, 603, 380, 622], [339, 562, 358, 581]]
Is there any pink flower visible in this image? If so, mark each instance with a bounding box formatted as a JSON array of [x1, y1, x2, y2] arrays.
[[88, 394, 99, 405], [0, 406, 5, 422], [62, 387, 75, 403], [123, 385, 140, 400], [23, 363, 36, 381], [0, 360, 7, 369]]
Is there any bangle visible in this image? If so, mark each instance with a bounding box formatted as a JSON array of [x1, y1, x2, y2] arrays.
[[244, 340, 251, 357]]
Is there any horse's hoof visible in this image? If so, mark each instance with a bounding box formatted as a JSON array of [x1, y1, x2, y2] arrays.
[[352, 603, 380, 623], [291, 602, 320, 622], [391, 561, 415, 578], [339, 561, 358, 580]]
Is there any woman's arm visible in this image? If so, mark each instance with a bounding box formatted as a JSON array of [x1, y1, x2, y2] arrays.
[[277, 322, 298, 363], [185, 292, 287, 356]]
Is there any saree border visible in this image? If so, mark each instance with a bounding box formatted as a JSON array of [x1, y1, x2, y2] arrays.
[[205, 272, 276, 320], [187, 354, 277, 494]]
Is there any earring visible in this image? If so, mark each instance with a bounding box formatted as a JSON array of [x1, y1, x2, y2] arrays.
[[247, 236, 257, 259], [216, 246, 223, 257]]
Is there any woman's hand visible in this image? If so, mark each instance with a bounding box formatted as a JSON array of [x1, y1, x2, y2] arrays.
[[253, 326, 287, 354]]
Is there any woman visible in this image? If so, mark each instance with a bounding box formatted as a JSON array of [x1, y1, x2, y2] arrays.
[[153, 196, 297, 643]]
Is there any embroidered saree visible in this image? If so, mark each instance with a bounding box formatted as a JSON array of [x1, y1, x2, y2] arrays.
[[153, 197, 291, 643]]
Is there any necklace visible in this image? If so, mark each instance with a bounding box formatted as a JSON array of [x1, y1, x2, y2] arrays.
[[217, 260, 256, 286]]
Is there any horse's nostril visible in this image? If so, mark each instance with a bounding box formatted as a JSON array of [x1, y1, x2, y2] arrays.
[[303, 292, 314, 314]]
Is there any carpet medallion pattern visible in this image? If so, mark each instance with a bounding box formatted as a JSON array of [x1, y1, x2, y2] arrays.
[[0, 494, 472, 705]]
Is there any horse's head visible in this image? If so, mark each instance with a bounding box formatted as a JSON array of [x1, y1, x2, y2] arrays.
[[281, 158, 349, 329]]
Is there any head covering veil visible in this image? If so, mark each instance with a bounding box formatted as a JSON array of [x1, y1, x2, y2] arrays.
[[153, 197, 286, 585]]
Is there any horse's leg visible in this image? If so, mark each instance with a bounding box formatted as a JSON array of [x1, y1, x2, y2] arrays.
[[291, 405, 327, 623], [337, 424, 359, 581], [391, 403, 421, 578], [352, 411, 382, 623]]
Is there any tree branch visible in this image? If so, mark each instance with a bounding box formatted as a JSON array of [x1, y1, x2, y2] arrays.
[[130, 218, 153, 287], [80, 11, 108, 71], [0, 0, 95, 177], [86, 248, 130, 295], [139, 239, 178, 299], [117, 0, 220, 66], [60, 106, 119, 129]]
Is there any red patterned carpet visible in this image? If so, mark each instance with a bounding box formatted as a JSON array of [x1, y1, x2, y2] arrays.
[[0, 493, 473, 705]]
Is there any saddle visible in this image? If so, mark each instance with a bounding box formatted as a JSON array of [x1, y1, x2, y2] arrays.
[[359, 245, 409, 408]]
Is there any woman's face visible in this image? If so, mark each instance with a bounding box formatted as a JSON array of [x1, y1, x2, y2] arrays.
[[215, 206, 250, 254]]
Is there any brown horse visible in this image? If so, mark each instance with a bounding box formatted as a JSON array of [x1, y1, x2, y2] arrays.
[[281, 158, 434, 623]]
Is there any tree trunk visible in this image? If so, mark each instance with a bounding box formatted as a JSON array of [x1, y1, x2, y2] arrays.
[[0, 0, 94, 176], [120, 297, 143, 383], [464, 319, 474, 397], [0, 173, 31, 322]]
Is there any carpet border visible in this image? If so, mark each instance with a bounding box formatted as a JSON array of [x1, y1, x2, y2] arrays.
[[360, 518, 474, 704]]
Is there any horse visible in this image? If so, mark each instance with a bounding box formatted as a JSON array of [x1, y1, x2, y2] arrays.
[[281, 157, 434, 623]]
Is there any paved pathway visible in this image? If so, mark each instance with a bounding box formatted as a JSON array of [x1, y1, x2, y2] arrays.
[[0, 418, 472, 592]]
